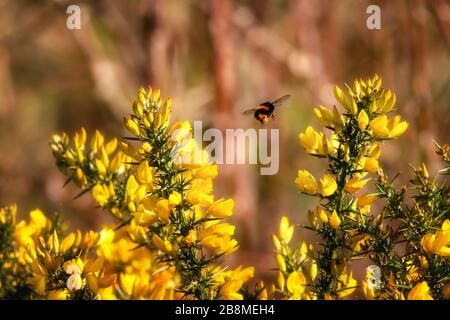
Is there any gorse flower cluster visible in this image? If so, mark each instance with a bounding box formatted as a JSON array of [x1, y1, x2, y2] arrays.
[[0, 76, 448, 300], [274, 75, 449, 300], [48, 87, 257, 300], [0, 87, 255, 300]]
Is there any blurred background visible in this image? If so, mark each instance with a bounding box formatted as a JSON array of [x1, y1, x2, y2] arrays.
[[0, 0, 449, 285]]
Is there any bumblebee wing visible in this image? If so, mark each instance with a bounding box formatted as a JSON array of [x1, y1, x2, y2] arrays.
[[242, 108, 257, 115], [271, 94, 291, 107]]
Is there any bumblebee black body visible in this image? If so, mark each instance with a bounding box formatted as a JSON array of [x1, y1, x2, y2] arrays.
[[242, 94, 291, 125], [254, 102, 275, 124]]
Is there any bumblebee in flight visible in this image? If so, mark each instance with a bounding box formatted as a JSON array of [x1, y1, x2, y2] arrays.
[[242, 94, 291, 124]]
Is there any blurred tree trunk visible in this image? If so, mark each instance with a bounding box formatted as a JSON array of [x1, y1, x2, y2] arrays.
[[209, 0, 257, 262], [373, 1, 396, 86], [147, 1, 171, 93], [251, 0, 273, 22], [291, 0, 338, 102], [210, 0, 236, 115], [428, 0, 450, 52], [408, 1, 437, 168], [0, 49, 14, 118], [316, 0, 340, 83]]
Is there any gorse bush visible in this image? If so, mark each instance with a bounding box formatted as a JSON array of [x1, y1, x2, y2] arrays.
[[0, 76, 448, 300], [274, 75, 449, 300]]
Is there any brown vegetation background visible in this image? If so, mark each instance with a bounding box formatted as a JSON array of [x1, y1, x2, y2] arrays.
[[0, 0, 449, 283]]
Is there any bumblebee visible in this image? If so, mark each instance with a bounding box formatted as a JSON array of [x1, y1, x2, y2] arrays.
[[242, 95, 291, 124]]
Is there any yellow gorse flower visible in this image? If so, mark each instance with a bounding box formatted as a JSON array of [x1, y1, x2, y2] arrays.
[[316, 206, 328, 224], [220, 280, 244, 300], [329, 210, 341, 230], [299, 126, 325, 155], [421, 220, 450, 257], [286, 271, 307, 299], [314, 105, 340, 128], [119, 273, 149, 299], [369, 115, 409, 139], [200, 223, 238, 255], [295, 169, 317, 195], [207, 198, 235, 218], [319, 174, 338, 197], [92, 183, 113, 207], [344, 177, 370, 193], [336, 271, 357, 298], [279, 216, 294, 244], [407, 281, 434, 300], [357, 110, 369, 130]]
